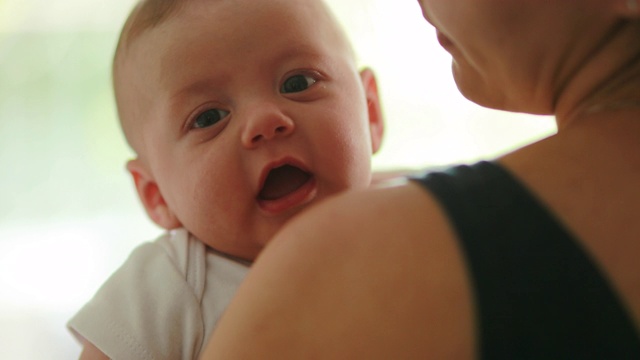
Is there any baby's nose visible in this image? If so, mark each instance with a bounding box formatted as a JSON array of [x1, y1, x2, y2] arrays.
[[241, 105, 295, 148]]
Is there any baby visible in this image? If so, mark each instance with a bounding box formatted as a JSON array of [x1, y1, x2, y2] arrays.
[[68, 0, 384, 358]]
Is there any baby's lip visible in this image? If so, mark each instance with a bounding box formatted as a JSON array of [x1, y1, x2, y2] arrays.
[[256, 157, 317, 214], [256, 157, 309, 193]]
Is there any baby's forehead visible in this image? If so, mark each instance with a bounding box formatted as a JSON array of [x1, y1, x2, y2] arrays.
[[145, 0, 340, 37], [123, 0, 351, 68]]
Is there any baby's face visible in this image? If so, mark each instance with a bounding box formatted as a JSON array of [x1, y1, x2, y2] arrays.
[[118, 0, 381, 260]]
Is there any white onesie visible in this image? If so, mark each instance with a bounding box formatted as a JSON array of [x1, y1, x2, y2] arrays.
[[68, 228, 249, 359]]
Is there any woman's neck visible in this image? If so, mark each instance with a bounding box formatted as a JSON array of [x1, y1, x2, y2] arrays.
[[555, 20, 640, 130]]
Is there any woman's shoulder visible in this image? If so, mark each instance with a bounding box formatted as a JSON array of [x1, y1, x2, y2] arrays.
[[203, 182, 475, 359], [267, 182, 463, 276]]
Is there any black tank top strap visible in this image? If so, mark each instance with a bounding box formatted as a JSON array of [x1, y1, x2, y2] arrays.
[[412, 161, 640, 359]]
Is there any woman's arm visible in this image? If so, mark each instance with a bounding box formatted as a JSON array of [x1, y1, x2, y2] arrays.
[[201, 183, 475, 359]]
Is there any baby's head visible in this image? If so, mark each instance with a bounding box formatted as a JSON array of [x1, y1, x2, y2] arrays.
[[114, 0, 384, 261]]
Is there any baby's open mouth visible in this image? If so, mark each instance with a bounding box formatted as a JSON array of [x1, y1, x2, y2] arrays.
[[258, 164, 312, 201]]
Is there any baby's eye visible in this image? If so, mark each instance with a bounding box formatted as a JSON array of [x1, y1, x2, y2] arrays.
[[192, 108, 230, 129], [280, 74, 317, 94]]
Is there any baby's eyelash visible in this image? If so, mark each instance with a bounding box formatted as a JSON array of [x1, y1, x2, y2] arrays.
[[190, 108, 230, 130], [280, 70, 323, 94]]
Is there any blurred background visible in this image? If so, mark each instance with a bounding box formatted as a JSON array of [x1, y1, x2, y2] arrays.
[[0, 0, 555, 358]]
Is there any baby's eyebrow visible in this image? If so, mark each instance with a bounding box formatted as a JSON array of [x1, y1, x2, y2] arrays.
[[171, 77, 226, 100], [272, 45, 326, 66], [166, 44, 328, 102], [163, 78, 226, 124]]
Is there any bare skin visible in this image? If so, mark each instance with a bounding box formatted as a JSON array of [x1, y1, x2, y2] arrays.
[[201, 1, 640, 358], [79, 342, 109, 360]]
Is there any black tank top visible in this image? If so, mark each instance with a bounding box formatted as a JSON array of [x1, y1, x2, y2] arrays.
[[412, 161, 640, 359]]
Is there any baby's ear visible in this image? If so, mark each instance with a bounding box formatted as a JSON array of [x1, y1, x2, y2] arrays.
[[126, 159, 182, 229], [360, 68, 385, 154]]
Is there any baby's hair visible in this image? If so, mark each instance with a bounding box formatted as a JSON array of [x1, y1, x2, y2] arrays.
[[115, 0, 184, 53]]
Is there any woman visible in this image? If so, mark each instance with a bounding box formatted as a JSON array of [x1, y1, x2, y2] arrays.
[[202, 0, 640, 358]]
